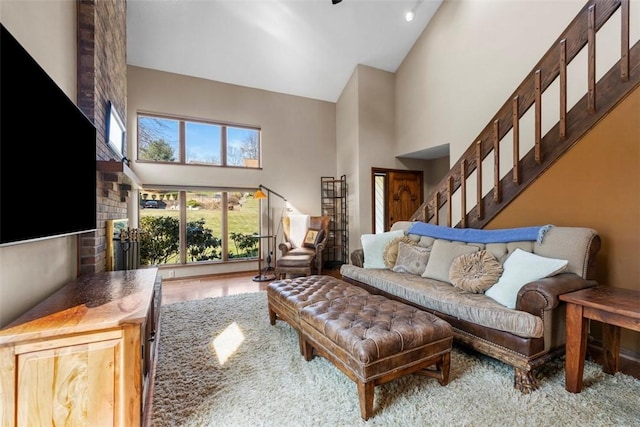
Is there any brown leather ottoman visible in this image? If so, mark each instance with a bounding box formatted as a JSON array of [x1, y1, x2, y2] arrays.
[[267, 275, 370, 351], [274, 254, 315, 279], [267, 275, 452, 420]]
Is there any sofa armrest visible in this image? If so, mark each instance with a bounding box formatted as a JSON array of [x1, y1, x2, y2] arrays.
[[516, 273, 598, 316], [351, 249, 364, 267]]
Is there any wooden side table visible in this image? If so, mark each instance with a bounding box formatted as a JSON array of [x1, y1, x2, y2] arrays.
[[559, 286, 640, 393]]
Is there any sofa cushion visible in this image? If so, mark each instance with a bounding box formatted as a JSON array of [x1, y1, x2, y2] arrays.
[[392, 241, 430, 275], [422, 240, 479, 283], [340, 264, 544, 338], [449, 250, 503, 293], [383, 236, 416, 269], [485, 248, 568, 308], [361, 230, 405, 269]]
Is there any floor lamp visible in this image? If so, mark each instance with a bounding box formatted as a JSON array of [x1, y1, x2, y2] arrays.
[[253, 184, 287, 282]]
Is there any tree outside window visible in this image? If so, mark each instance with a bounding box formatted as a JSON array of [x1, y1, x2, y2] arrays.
[[137, 114, 260, 168]]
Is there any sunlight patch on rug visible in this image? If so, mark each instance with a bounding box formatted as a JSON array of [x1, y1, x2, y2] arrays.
[[151, 292, 640, 427], [211, 322, 245, 365]]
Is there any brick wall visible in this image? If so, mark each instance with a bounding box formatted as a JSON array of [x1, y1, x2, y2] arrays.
[[77, 0, 129, 274]]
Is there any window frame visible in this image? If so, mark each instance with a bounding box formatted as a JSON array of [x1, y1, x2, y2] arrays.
[[138, 187, 261, 267], [136, 112, 262, 168]]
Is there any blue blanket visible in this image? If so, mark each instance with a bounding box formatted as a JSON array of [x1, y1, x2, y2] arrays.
[[406, 222, 553, 244]]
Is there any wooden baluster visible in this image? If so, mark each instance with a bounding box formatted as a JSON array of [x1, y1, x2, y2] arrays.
[[559, 39, 567, 139], [512, 96, 520, 184], [447, 176, 453, 227], [588, 4, 596, 113], [476, 140, 483, 220], [621, 0, 629, 82], [423, 204, 429, 223], [535, 70, 542, 163], [493, 120, 501, 204], [461, 160, 467, 228], [433, 192, 440, 225]]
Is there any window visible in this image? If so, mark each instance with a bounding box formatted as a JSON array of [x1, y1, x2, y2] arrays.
[[139, 189, 260, 266], [137, 113, 260, 168]]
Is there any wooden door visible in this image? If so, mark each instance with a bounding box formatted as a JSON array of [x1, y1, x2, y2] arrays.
[[372, 168, 423, 232]]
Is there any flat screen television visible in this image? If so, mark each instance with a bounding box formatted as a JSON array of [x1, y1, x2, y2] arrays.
[[0, 24, 97, 247]]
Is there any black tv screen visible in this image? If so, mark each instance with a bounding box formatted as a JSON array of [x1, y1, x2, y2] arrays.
[[1, 24, 97, 247]]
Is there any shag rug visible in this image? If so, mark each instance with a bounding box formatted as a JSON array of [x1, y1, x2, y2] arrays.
[[151, 292, 640, 426]]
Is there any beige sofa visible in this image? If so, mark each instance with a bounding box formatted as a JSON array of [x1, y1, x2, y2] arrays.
[[340, 221, 601, 392]]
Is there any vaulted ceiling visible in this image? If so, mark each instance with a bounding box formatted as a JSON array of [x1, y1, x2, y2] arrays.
[[126, 0, 443, 103]]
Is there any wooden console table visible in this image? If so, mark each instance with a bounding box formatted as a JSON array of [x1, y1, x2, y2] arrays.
[[559, 286, 640, 393], [0, 268, 162, 426]]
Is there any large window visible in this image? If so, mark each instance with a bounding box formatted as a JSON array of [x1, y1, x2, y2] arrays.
[[137, 113, 260, 168], [139, 189, 260, 266]]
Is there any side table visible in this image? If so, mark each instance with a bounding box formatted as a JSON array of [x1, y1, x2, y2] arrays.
[[559, 286, 640, 393]]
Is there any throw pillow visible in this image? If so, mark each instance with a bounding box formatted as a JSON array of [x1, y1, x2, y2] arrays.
[[383, 236, 416, 269], [361, 230, 405, 269], [449, 250, 504, 293], [421, 240, 479, 283], [485, 248, 569, 309], [302, 228, 323, 248], [392, 241, 430, 275]]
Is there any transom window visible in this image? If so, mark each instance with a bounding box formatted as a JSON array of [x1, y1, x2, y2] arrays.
[[137, 113, 260, 168]]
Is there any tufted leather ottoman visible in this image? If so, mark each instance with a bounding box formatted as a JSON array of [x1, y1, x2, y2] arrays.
[[267, 275, 370, 352], [267, 275, 452, 420]]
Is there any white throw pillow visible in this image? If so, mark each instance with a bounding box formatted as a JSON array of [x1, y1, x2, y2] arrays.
[[485, 248, 569, 309], [361, 230, 405, 269]]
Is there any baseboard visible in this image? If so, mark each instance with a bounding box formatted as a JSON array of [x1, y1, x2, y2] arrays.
[[587, 340, 640, 380]]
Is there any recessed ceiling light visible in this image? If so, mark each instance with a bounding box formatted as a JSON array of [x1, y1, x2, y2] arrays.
[[405, 10, 415, 22]]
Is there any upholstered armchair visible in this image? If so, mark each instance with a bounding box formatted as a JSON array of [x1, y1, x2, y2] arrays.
[[276, 215, 331, 279]]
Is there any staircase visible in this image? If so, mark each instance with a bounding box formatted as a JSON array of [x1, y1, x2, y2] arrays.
[[410, 0, 639, 228]]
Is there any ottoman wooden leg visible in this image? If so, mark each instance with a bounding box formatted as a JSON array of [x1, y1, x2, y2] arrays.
[[357, 381, 375, 420], [438, 352, 451, 386], [268, 304, 277, 326], [415, 352, 451, 386], [301, 337, 314, 361]]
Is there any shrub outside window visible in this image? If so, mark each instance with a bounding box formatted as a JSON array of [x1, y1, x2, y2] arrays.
[[139, 189, 259, 266]]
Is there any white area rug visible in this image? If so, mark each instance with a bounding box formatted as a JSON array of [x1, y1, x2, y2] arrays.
[[151, 292, 640, 426]]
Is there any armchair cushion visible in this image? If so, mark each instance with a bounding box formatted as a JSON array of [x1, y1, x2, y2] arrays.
[[282, 215, 310, 248], [302, 228, 324, 249]]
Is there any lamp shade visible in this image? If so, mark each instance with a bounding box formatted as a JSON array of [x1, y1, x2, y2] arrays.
[[254, 189, 267, 199]]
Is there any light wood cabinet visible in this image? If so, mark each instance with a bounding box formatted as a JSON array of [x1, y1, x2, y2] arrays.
[[0, 268, 161, 426]]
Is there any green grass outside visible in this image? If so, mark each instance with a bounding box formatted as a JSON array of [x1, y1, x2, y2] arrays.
[[140, 196, 261, 262]]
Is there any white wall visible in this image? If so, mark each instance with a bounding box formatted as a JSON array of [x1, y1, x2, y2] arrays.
[[127, 66, 337, 277], [337, 65, 406, 251], [336, 68, 360, 257], [0, 0, 79, 327], [396, 0, 586, 165]]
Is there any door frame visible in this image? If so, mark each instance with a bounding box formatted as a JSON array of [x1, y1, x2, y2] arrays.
[[371, 167, 424, 232]]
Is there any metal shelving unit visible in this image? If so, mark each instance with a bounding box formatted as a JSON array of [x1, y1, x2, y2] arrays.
[[321, 175, 348, 268]]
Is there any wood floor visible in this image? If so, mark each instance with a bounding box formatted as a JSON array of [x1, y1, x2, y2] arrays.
[[161, 271, 270, 305], [159, 269, 640, 379], [161, 268, 343, 305]]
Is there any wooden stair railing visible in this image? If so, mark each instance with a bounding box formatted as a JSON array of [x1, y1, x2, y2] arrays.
[[410, 0, 639, 229]]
